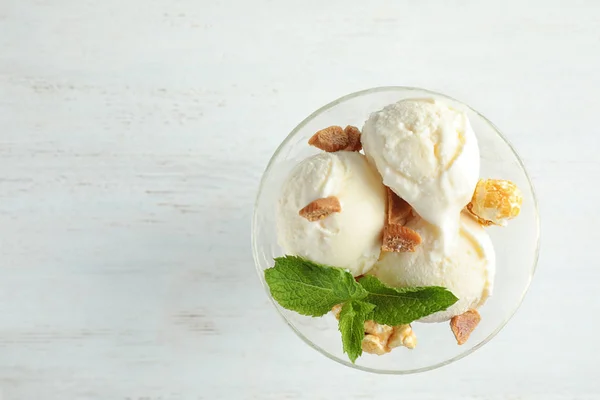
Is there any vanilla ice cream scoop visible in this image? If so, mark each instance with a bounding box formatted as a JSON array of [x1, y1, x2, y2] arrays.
[[371, 213, 495, 322], [277, 151, 386, 276], [361, 98, 480, 240]]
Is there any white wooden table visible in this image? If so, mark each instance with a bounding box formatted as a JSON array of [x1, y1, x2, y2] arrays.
[[1, 1, 598, 399]]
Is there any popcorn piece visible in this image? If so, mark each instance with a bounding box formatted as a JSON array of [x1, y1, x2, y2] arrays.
[[362, 334, 390, 355], [362, 322, 417, 354], [362, 320, 393, 355], [467, 179, 523, 226], [299, 196, 341, 221], [382, 224, 422, 252], [308, 125, 362, 152], [364, 320, 394, 337], [388, 324, 417, 349], [450, 309, 481, 345]]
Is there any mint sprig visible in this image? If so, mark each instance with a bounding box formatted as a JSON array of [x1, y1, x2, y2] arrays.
[[358, 275, 458, 326], [264, 256, 458, 363], [264, 256, 367, 317]]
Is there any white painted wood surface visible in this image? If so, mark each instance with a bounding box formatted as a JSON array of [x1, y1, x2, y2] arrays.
[[1, 0, 599, 398]]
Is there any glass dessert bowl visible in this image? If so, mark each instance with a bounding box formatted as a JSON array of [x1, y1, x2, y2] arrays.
[[252, 86, 540, 374]]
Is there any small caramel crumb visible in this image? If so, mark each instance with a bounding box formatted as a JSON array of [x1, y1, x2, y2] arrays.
[[331, 304, 342, 320], [467, 179, 523, 226], [450, 309, 481, 345], [382, 224, 422, 252], [299, 196, 341, 222], [308, 125, 362, 152], [386, 187, 413, 226]]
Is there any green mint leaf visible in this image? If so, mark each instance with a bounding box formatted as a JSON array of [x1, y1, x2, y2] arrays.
[[358, 275, 458, 325], [338, 300, 375, 363], [264, 255, 367, 317]]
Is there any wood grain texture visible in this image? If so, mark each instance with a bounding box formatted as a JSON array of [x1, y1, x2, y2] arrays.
[[1, 0, 600, 398]]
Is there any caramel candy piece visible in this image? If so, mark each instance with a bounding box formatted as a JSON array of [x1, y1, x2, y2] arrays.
[[450, 309, 481, 345], [308, 125, 362, 152], [298, 196, 341, 221], [342, 125, 362, 152], [382, 224, 422, 252], [382, 188, 421, 252], [386, 187, 413, 226]]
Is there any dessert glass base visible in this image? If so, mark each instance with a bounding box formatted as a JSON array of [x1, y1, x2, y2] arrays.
[[252, 87, 540, 374]]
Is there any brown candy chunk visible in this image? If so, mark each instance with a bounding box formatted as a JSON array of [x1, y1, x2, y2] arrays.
[[343, 125, 362, 152], [298, 196, 341, 221], [450, 309, 481, 345], [381, 188, 421, 252], [386, 187, 413, 226], [308, 125, 362, 152], [382, 224, 422, 252]]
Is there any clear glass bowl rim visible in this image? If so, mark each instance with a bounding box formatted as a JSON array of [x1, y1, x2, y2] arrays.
[[252, 85, 541, 374]]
